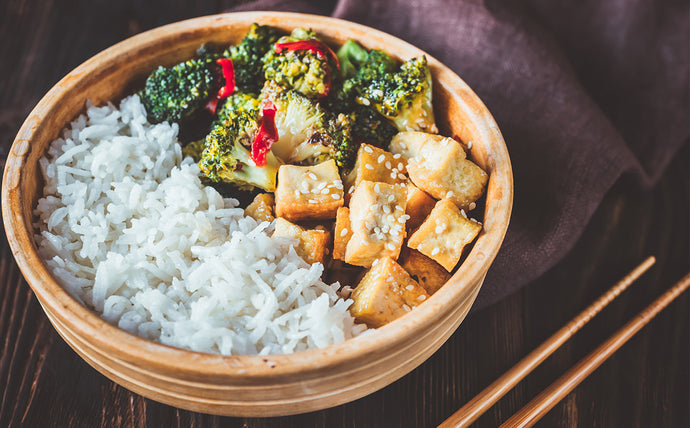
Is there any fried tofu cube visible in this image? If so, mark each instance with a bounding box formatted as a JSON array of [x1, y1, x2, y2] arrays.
[[345, 181, 408, 267], [393, 132, 488, 210], [390, 131, 438, 160], [333, 207, 352, 261], [407, 199, 482, 271], [344, 143, 407, 194], [274, 159, 344, 221], [405, 181, 436, 231], [244, 193, 275, 223], [399, 248, 451, 295], [349, 257, 429, 327], [272, 218, 331, 264]]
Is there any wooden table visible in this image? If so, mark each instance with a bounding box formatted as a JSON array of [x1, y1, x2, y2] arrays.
[[1, 2, 687, 426]]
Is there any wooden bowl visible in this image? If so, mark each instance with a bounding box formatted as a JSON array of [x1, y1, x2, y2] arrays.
[[2, 12, 512, 416]]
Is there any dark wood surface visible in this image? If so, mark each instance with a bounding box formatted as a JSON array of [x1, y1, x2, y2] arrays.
[[1, 2, 688, 427]]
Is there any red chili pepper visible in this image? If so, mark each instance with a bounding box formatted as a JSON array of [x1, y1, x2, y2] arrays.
[[216, 58, 235, 99], [205, 58, 236, 115], [250, 102, 279, 166], [273, 40, 340, 70]]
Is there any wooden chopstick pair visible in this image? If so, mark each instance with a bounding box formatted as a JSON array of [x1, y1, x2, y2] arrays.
[[441, 256, 690, 427]]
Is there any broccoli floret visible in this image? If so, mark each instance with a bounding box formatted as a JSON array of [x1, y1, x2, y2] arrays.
[[355, 49, 399, 83], [139, 56, 220, 124], [226, 23, 281, 93], [199, 126, 279, 191], [336, 39, 369, 79], [262, 28, 336, 99], [197, 91, 278, 191], [350, 105, 398, 149], [325, 47, 398, 113], [261, 82, 356, 169], [213, 91, 262, 128], [327, 112, 357, 170], [358, 56, 436, 133]]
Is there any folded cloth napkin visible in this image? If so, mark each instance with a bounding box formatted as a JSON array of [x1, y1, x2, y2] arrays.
[[232, 0, 689, 309]]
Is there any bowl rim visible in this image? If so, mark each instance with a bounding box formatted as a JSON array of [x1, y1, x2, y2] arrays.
[[1, 11, 513, 379]]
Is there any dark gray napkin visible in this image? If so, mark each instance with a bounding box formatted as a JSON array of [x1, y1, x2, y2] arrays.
[[232, 0, 689, 308]]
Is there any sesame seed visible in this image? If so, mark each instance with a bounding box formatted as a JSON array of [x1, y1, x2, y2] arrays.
[[393, 153, 401, 159], [377, 154, 386, 163], [334, 181, 343, 189], [382, 205, 391, 214], [399, 142, 407, 150], [308, 199, 317, 204], [446, 190, 455, 199], [321, 188, 330, 194], [308, 172, 317, 180], [340, 228, 348, 237], [461, 209, 467, 218], [469, 202, 476, 210], [395, 205, 404, 212], [398, 173, 406, 180], [294, 189, 300, 196], [361, 98, 371, 106], [365, 164, 374, 170], [374, 226, 381, 234], [398, 162, 404, 170], [401, 214, 410, 221], [374, 183, 380, 192], [364, 145, 373, 153], [385, 161, 392, 169], [331, 193, 341, 200], [403, 304, 411, 312], [387, 194, 396, 202], [431, 247, 440, 256], [348, 186, 355, 194], [467, 141, 473, 149], [386, 243, 396, 251], [390, 172, 397, 179], [405, 285, 414, 291], [418, 295, 426, 301]]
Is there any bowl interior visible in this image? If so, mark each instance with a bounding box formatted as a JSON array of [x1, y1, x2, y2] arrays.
[[2, 12, 512, 392]]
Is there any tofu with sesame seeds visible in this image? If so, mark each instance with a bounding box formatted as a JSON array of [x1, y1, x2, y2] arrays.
[[333, 207, 352, 261], [389, 131, 435, 160], [405, 181, 436, 231], [392, 131, 488, 210], [343, 143, 408, 195], [399, 248, 451, 295], [274, 159, 344, 221], [244, 193, 275, 223], [272, 217, 332, 265], [349, 257, 429, 327], [345, 181, 408, 267], [407, 199, 482, 272]]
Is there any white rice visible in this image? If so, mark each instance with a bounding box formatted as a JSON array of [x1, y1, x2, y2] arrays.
[[34, 94, 366, 356]]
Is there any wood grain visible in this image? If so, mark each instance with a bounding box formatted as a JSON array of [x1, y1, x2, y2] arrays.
[[501, 272, 690, 427], [441, 256, 656, 428], [0, 1, 687, 427]]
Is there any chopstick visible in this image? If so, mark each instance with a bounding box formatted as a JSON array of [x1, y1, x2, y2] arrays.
[[499, 270, 690, 427], [439, 256, 656, 428]]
